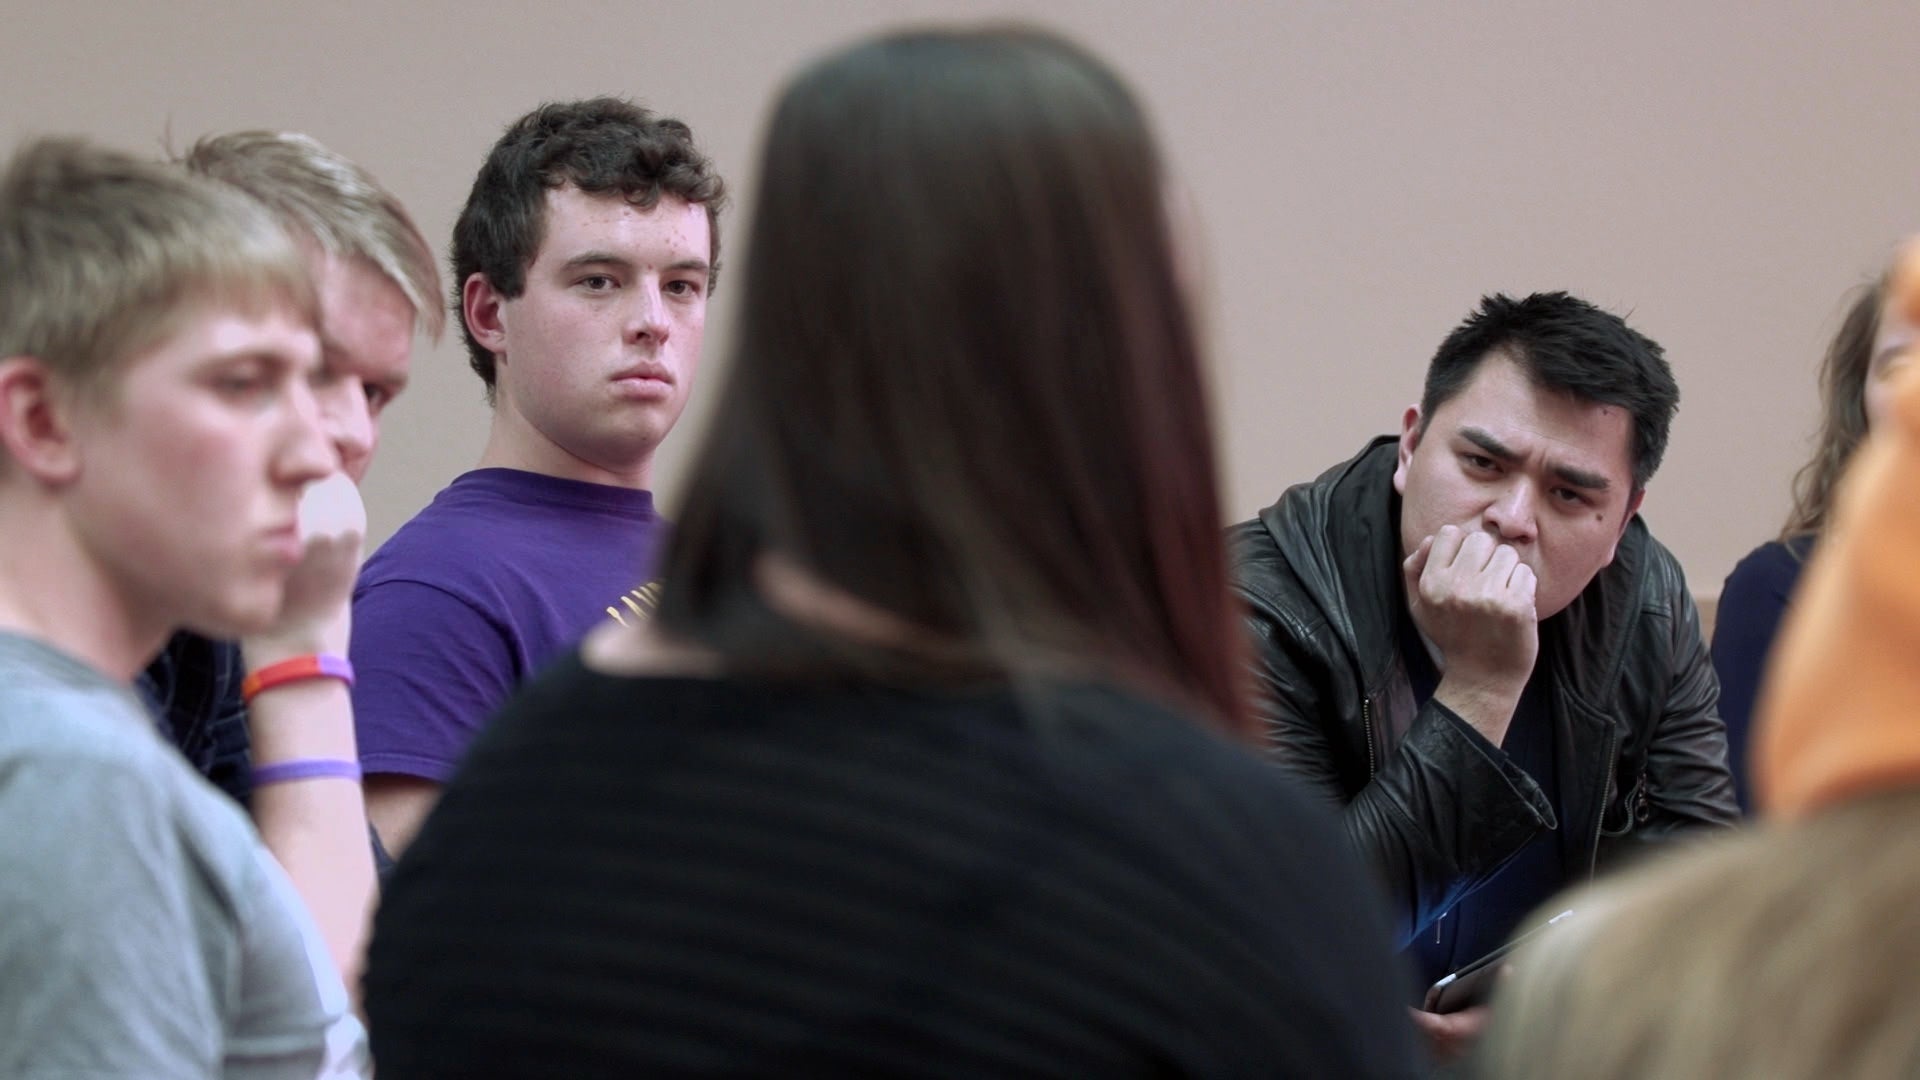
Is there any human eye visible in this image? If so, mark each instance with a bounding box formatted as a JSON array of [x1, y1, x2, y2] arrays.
[[210, 361, 273, 399], [577, 273, 618, 292], [664, 277, 704, 299], [1550, 486, 1589, 507], [1461, 452, 1498, 474], [363, 383, 392, 413]]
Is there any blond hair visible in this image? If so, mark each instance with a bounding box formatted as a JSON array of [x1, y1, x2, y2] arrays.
[[183, 130, 444, 340], [1478, 790, 1920, 1079], [0, 136, 313, 394]]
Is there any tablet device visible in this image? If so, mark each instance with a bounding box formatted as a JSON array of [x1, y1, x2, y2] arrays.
[[1422, 908, 1573, 1014]]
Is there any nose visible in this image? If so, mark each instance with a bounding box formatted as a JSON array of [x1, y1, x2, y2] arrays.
[[316, 378, 374, 482], [1484, 482, 1538, 544], [626, 281, 670, 346], [279, 380, 342, 487]]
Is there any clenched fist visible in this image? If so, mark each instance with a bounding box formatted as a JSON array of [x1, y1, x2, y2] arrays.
[[1403, 523, 1538, 745], [243, 471, 366, 667]]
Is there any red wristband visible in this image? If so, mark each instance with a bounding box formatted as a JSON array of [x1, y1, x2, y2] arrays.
[[241, 653, 355, 703]]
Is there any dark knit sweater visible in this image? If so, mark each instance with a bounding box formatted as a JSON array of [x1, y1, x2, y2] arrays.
[[365, 652, 1417, 1078]]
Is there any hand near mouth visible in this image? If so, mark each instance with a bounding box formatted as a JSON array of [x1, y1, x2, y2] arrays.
[[245, 472, 366, 664], [1403, 522, 1539, 746]]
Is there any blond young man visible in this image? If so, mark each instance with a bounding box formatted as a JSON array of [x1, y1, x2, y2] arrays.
[[0, 137, 366, 1077], [140, 130, 443, 987]]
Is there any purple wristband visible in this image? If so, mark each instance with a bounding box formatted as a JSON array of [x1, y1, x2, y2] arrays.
[[251, 758, 363, 786]]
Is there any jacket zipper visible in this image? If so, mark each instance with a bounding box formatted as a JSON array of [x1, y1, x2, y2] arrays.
[[1361, 696, 1377, 780], [1588, 728, 1618, 879]]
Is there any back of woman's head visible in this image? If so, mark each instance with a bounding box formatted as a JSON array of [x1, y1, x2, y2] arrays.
[[1478, 789, 1920, 1079], [659, 26, 1250, 739]]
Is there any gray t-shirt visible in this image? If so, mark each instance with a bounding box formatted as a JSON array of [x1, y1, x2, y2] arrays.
[[0, 632, 368, 1078]]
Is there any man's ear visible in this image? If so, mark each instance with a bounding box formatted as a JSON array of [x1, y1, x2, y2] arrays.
[[1601, 487, 1647, 566], [461, 272, 509, 358], [1622, 487, 1646, 525], [1392, 404, 1422, 496], [0, 357, 82, 485]]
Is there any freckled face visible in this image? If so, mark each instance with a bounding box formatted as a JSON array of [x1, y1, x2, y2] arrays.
[[1393, 356, 1643, 621], [483, 186, 710, 485]]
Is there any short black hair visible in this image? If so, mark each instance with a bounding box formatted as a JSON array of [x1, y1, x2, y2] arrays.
[[1421, 292, 1679, 489], [450, 97, 726, 400]]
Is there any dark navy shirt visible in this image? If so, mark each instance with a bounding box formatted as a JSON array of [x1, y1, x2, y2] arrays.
[[139, 630, 397, 874], [1711, 535, 1814, 814], [138, 631, 253, 806], [1401, 613, 1563, 991]]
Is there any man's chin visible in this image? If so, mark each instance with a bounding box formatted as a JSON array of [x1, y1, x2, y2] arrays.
[[1533, 593, 1576, 623], [177, 592, 285, 643]]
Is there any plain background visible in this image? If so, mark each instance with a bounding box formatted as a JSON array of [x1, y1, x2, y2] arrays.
[[6, 1, 1918, 596]]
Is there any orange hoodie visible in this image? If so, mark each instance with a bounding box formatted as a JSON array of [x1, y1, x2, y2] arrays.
[[1755, 263, 1920, 818]]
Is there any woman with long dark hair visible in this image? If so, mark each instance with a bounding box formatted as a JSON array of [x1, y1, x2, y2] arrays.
[[1713, 268, 1913, 810], [366, 27, 1413, 1077]]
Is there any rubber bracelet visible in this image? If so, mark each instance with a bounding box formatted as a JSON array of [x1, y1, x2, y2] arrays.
[[252, 758, 363, 786], [241, 653, 355, 703]]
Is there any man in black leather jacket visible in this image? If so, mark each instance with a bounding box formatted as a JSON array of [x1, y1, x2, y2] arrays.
[[1229, 292, 1737, 1047]]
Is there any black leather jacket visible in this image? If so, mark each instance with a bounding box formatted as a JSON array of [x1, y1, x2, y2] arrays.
[[1228, 437, 1738, 945]]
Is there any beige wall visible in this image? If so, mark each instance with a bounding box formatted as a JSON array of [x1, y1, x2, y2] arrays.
[[6, 1, 1917, 591]]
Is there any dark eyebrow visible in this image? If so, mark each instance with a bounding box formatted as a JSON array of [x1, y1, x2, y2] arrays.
[[1460, 426, 1611, 491], [1551, 462, 1610, 492], [1459, 427, 1515, 462]]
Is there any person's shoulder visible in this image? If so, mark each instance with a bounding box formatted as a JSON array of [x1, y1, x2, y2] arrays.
[[358, 475, 529, 590], [1241, 436, 1394, 530], [439, 647, 642, 764], [142, 631, 245, 703], [5, 693, 229, 809], [0, 651, 165, 777], [1023, 684, 1397, 1004], [1575, 523, 1708, 676], [1724, 536, 1811, 590], [480, 646, 597, 720], [1035, 684, 1333, 832], [0, 697, 164, 783], [361, 469, 660, 589], [1266, 436, 1397, 538], [1232, 438, 1396, 616], [1028, 693, 1403, 939], [368, 473, 515, 549], [1612, 515, 1694, 601], [0, 677, 255, 870], [1224, 512, 1284, 578]]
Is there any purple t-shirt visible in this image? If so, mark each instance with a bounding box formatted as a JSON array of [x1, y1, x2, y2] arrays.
[[351, 468, 666, 783]]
